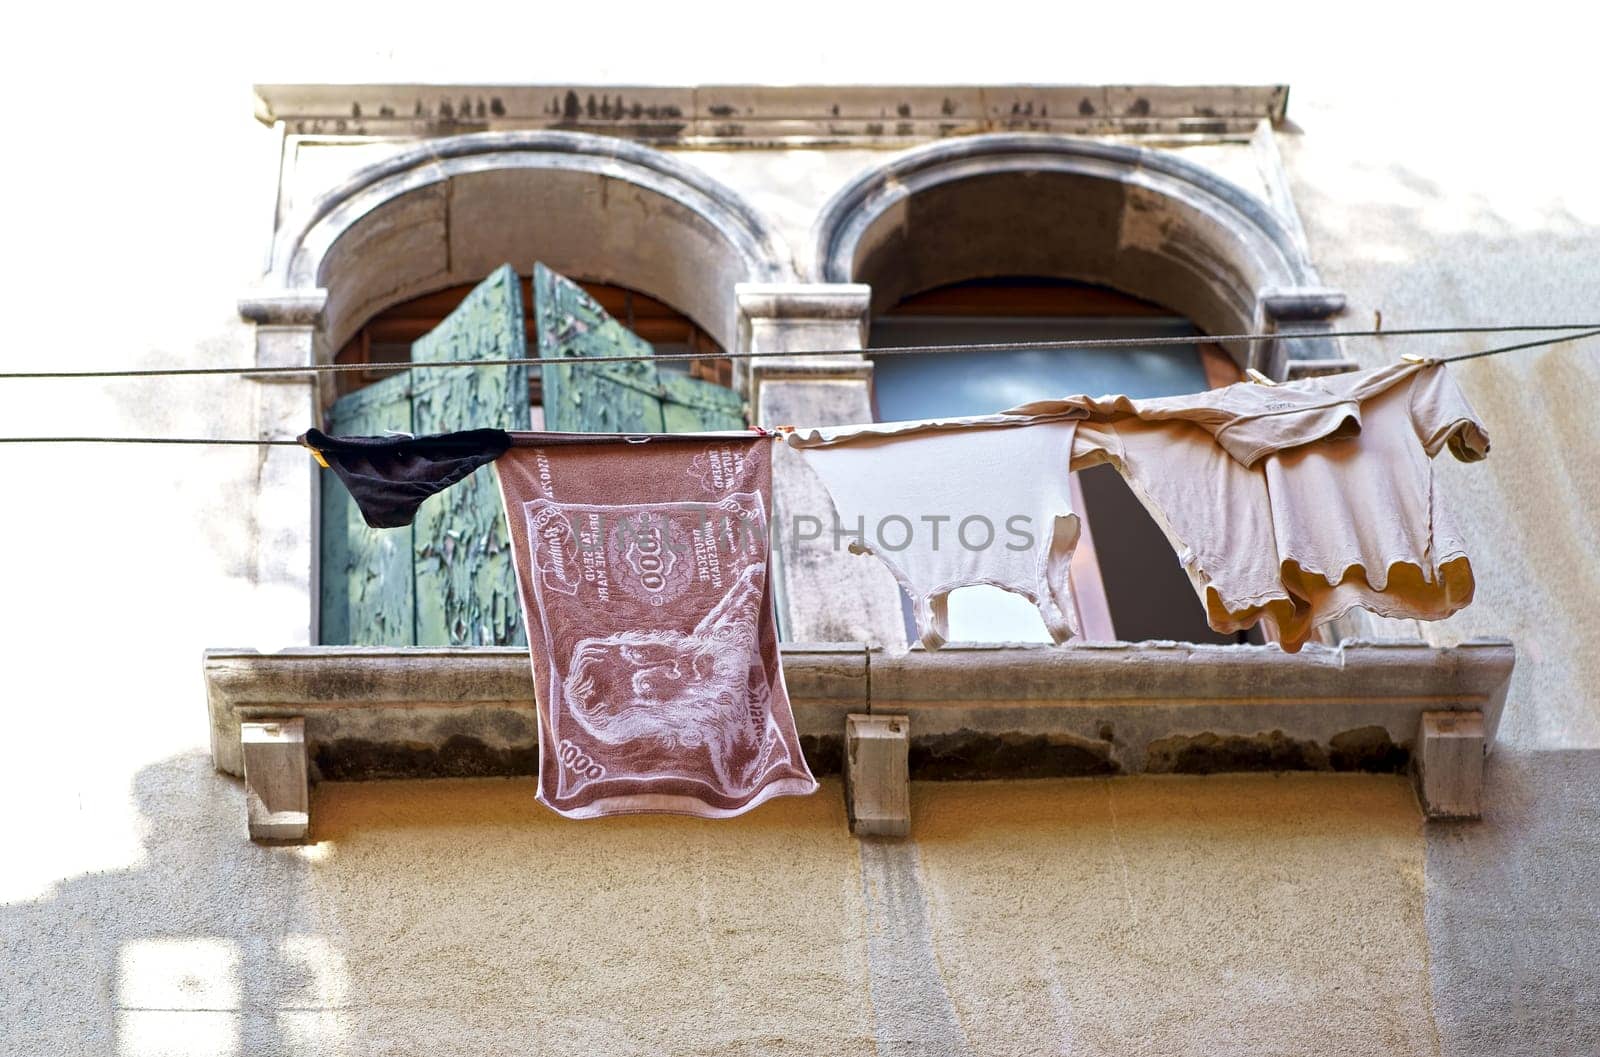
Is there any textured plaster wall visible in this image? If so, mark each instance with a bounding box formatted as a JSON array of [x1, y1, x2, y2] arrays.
[[896, 777, 1435, 1056], [1279, 95, 1600, 1055], [1, 768, 1434, 1057], [2, 4, 1597, 1056]]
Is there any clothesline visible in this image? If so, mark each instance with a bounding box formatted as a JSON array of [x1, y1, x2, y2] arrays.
[[0, 325, 1593, 447], [295, 351, 1493, 821], [0, 322, 1597, 381], [0, 437, 306, 446]]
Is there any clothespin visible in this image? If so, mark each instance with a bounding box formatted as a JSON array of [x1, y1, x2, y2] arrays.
[[1244, 368, 1279, 387], [296, 434, 330, 468], [1401, 353, 1434, 365]]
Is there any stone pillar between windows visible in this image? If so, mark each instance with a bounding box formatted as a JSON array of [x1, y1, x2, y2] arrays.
[[737, 283, 908, 646], [239, 290, 329, 647]]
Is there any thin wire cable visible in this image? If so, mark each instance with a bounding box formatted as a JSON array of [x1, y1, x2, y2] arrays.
[[1439, 326, 1600, 362], [0, 326, 1591, 446], [0, 321, 1597, 381], [0, 437, 303, 445]]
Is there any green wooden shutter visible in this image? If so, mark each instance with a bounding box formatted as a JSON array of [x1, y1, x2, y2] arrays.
[[535, 262, 745, 433], [411, 264, 533, 646], [659, 369, 746, 432], [320, 372, 416, 646], [321, 263, 745, 646], [320, 265, 530, 647]]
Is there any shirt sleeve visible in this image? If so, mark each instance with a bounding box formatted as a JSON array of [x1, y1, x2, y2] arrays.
[[1409, 363, 1490, 462]]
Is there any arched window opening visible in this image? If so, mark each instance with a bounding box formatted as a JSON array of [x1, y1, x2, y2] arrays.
[[269, 133, 795, 649], [869, 276, 1260, 646], [318, 264, 747, 649], [330, 276, 733, 414]]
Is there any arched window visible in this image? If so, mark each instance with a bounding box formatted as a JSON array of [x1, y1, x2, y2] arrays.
[[870, 276, 1257, 645], [262, 132, 793, 647], [813, 133, 1346, 645]]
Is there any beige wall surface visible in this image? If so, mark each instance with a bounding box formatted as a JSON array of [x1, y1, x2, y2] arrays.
[[1, 768, 1433, 1057], [1, 5, 1597, 1056]]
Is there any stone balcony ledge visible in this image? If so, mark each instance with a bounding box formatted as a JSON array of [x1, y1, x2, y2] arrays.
[[205, 639, 1512, 839]]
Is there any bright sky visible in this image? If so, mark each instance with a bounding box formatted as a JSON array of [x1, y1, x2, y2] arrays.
[[1, 0, 1594, 296]]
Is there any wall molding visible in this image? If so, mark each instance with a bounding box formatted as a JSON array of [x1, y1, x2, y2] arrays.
[[255, 84, 1290, 145]]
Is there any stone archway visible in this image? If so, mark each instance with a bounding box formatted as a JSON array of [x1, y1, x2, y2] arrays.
[[810, 133, 1346, 376], [254, 130, 794, 358], [238, 131, 794, 645], [762, 133, 1354, 647]]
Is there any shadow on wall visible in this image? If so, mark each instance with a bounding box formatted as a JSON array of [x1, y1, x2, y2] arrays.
[[0, 753, 323, 1057], [0, 756, 875, 1057], [5, 751, 1598, 1056], [1424, 747, 1600, 1057]]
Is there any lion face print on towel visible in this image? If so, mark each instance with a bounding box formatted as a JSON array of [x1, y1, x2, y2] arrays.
[[498, 436, 816, 820]]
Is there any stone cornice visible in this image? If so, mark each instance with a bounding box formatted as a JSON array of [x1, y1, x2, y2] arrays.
[[254, 84, 1289, 145]]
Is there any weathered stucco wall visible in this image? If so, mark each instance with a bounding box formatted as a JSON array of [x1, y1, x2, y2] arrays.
[[1, 765, 1436, 1057], [1279, 97, 1600, 1056], [1, 8, 1597, 1056]]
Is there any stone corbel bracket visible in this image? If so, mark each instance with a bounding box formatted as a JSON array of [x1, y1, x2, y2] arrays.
[[240, 718, 310, 842], [237, 288, 330, 384], [846, 714, 911, 837], [1251, 286, 1357, 380], [205, 639, 1512, 842]]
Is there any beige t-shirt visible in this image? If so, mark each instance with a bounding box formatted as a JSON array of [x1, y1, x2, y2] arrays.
[[789, 419, 1082, 649], [1071, 361, 1487, 649], [1007, 360, 1442, 465], [1258, 362, 1487, 630], [1070, 417, 1315, 647]]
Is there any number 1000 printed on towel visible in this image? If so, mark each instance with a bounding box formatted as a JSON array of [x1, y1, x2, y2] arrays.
[[498, 438, 815, 819]]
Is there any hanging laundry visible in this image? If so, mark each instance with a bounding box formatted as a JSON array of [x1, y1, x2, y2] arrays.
[[300, 427, 511, 528], [1053, 359, 1488, 649], [1005, 359, 1427, 466], [308, 360, 1489, 663], [787, 417, 1084, 649], [1067, 417, 1311, 645], [497, 433, 817, 819], [1250, 361, 1487, 632], [781, 359, 1489, 652]]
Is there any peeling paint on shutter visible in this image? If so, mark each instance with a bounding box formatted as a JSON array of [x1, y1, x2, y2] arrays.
[[535, 262, 745, 433], [411, 264, 533, 646], [321, 263, 744, 646], [536, 263, 666, 433], [659, 368, 745, 431]]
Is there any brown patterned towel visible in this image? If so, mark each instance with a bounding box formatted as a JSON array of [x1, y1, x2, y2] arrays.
[[498, 434, 816, 819]]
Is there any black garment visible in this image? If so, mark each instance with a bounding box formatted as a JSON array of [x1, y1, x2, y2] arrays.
[[301, 427, 512, 528]]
